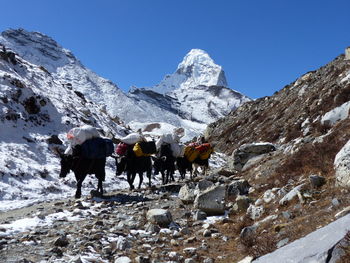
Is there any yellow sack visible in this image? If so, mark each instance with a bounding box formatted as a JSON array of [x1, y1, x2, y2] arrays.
[[133, 142, 152, 157], [184, 146, 199, 162], [199, 147, 214, 160]]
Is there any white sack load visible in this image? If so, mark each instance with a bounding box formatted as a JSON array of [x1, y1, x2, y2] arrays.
[[156, 134, 173, 150], [120, 133, 145, 145], [156, 131, 183, 149], [171, 143, 185, 158], [65, 125, 101, 155], [67, 125, 100, 146]]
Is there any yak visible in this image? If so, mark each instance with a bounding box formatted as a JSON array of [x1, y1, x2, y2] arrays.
[[176, 156, 193, 180], [176, 156, 210, 180], [55, 137, 111, 198], [152, 143, 176, 185], [116, 144, 152, 189]]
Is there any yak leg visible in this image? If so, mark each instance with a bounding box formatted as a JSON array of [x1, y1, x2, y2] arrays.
[[137, 172, 143, 189], [97, 178, 103, 196], [75, 179, 83, 198], [192, 163, 198, 179], [179, 169, 185, 180], [168, 169, 175, 183], [127, 172, 135, 190], [147, 169, 152, 187], [160, 170, 167, 185]]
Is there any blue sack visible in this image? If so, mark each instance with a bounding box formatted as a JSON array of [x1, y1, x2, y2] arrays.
[[81, 138, 114, 159], [104, 138, 114, 157]]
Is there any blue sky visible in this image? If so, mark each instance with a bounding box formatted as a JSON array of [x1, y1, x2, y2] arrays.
[[1, 0, 350, 99]]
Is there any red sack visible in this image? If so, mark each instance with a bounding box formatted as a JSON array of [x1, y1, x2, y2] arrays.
[[116, 142, 128, 156], [195, 143, 211, 153]]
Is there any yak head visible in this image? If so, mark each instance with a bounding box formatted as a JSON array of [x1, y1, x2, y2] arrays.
[[53, 147, 73, 178], [59, 154, 74, 178], [116, 157, 126, 175]]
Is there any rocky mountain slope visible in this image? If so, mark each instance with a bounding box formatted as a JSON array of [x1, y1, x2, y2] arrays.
[[0, 29, 249, 140], [202, 51, 350, 261], [0, 39, 130, 209]]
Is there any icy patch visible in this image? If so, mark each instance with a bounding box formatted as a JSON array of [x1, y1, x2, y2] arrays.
[[321, 101, 350, 125], [0, 210, 83, 237], [340, 71, 350, 83]]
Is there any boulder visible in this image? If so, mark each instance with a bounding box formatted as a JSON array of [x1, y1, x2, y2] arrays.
[[327, 233, 350, 263], [334, 139, 350, 187], [194, 185, 226, 215], [179, 184, 196, 204], [146, 209, 172, 227], [196, 180, 214, 192], [228, 179, 250, 196], [232, 142, 276, 171]]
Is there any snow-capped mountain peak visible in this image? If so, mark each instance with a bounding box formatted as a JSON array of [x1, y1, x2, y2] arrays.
[[0, 28, 77, 73], [1, 29, 250, 141], [178, 49, 217, 73], [150, 49, 228, 95]]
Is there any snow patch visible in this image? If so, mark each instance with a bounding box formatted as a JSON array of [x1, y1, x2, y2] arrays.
[[321, 101, 350, 125]]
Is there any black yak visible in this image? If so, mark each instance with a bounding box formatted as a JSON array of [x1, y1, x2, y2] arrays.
[[116, 144, 152, 189], [55, 137, 113, 198], [152, 143, 176, 185]]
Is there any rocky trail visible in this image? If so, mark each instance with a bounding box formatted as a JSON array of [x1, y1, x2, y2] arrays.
[[0, 174, 237, 263]]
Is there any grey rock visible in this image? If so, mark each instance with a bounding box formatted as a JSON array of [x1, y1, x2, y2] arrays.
[[235, 195, 251, 212], [68, 256, 83, 263], [193, 210, 207, 221], [240, 225, 257, 241], [282, 211, 292, 220], [145, 223, 161, 233], [183, 247, 197, 256], [309, 174, 326, 188], [232, 143, 276, 171], [334, 139, 350, 187], [276, 238, 289, 248], [178, 184, 197, 204], [263, 189, 276, 203], [203, 229, 212, 237], [228, 179, 250, 197], [197, 180, 214, 192], [116, 236, 130, 250], [247, 204, 264, 220], [332, 198, 340, 207], [194, 185, 226, 215], [327, 233, 350, 263], [146, 209, 173, 227]]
